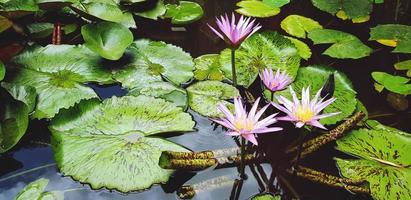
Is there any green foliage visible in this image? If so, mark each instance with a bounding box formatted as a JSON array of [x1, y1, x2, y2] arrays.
[[311, 0, 373, 21], [0, 60, 5, 81], [394, 60, 411, 77], [164, 1, 204, 25], [336, 120, 411, 200], [371, 72, 411, 95], [50, 95, 194, 192], [275, 65, 357, 125], [284, 36, 312, 60], [370, 24, 411, 54], [308, 29, 372, 59], [235, 0, 280, 18], [134, 0, 166, 20], [15, 178, 63, 200], [81, 22, 133, 60], [0, 0, 39, 18], [0, 15, 12, 33], [26, 23, 54, 38], [219, 31, 301, 87], [252, 193, 281, 200], [187, 81, 239, 117], [193, 54, 225, 81], [280, 15, 323, 38]]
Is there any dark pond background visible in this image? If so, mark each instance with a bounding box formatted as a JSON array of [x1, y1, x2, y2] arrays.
[[1, 0, 411, 199]]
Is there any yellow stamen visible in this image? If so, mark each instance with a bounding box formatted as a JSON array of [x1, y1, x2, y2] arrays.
[[235, 118, 254, 131], [294, 106, 314, 122]]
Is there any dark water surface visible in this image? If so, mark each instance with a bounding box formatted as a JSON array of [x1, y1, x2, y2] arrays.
[[1, 0, 411, 199]]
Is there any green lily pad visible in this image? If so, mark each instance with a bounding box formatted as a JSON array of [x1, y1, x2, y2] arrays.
[[193, 54, 225, 81], [0, 0, 39, 18], [252, 193, 281, 200], [128, 82, 187, 108], [50, 95, 194, 192], [219, 31, 301, 87], [371, 72, 411, 95], [164, 1, 204, 25], [336, 121, 411, 200], [369, 24, 411, 54], [81, 22, 133, 60], [311, 0, 372, 20], [1, 82, 36, 112], [236, 0, 280, 18], [187, 81, 239, 117], [0, 15, 13, 33], [36, 0, 77, 10], [5, 44, 113, 119], [308, 29, 372, 59], [284, 36, 312, 60], [15, 178, 49, 200], [275, 65, 357, 125], [134, 0, 166, 20], [394, 60, 411, 77], [281, 15, 323, 38]]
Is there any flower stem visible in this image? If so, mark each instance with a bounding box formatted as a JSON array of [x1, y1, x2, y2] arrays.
[[270, 91, 274, 102], [293, 129, 308, 174], [231, 48, 237, 87], [240, 137, 246, 179]]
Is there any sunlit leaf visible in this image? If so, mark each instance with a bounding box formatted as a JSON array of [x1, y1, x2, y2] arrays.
[[193, 54, 225, 81], [50, 95, 194, 192], [164, 1, 204, 25], [371, 72, 411, 95], [15, 178, 49, 200], [308, 29, 372, 59], [280, 15, 323, 38], [5, 45, 113, 119], [252, 193, 281, 200], [134, 0, 166, 20], [236, 0, 280, 18], [128, 82, 187, 108], [394, 60, 411, 77], [284, 36, 312, 60], [274, 65, 357, 125], [219, 31, 301, 87], [370, 24, 411, 53], [336, 121, 411, 200], [311, 0, 372, 20], [187, 81, 239, 117]]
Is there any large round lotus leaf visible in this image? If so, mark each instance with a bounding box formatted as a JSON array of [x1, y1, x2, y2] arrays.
[[82, 22, 133, 60], [50, 96, 193, 192], [0, 0, 39, 18], [5, 45, 113, 119], [308, 29, 372, 59], [371, 72, 411, 95], [15, 178, 49, 200], [369, 24, 411, 54], [311, 0, 372, 20], [280, 15, 323, 38], [164, 1, 204, 25], [235, 0, 280, 18], [187, 81, 239, 117], [115, 39, 194, 85], [193, 54, 225, 81], [336, 121, 411, 200], [274, 65, 357, 125], [134, 0, 166, 20], [219, 31, 301, 87]]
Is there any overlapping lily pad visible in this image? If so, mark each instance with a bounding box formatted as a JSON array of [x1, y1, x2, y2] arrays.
[[369, 24, 411, 54], [164, 1, 204, 25], [5, 44, 113, 119], [284, 36, 312, 60], [50, 95, 194, 192], [134, 0, 166, 20], [280, 15, 323, 38], [311, 0, 373, 21], [394, 60, 411, 77], [371, 72, 411, 95], [235, 0, 281, 18], [193, 54, 225, 81], [15, 178, 63, 200], [187, 81, 239, 117], [336, 120, 411, 200], [274, 65, 357, 125], [219, 31, 301, 87], [308, 29, 372, 59]]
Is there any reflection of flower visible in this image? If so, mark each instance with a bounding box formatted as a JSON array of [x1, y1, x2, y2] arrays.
[[271, 87, 340, 130], [212, 97, 282, 145], [260, 68, 293, 92], [208, 13, 261, 49]]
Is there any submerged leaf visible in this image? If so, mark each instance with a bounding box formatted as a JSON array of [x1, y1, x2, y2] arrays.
[[187, 81, 239, 117], [164, 1, 204, 25], [15, 178, 49, 200], [50, 95, 194, 192], [371, 72, 411, 95], [308, 29, 372, 59], [236, 0, 280, 18], [370, 24, 411, 53], [281, 15, 323, 38], [219, 31, 301, 87]]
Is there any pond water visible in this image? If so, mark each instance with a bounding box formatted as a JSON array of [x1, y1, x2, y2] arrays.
[[1, 0, 411, 199]]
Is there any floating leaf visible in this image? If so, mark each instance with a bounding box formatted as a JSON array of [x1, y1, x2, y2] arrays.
[[15, 178, 49, 200], [252, 193, 281, 200], [187, 81, 239, 117], [0, 15, 12, 33], [0, 0, 39, 18], [81, 22, 133, 60], [219, 31, 301, 87], [50, 96, 194, 192], [36, 0, 77, 10], [236, 0, 280, 18], [1, 82, 36, 112], [128, 82, 187, 108], [284, 36, 312, 60], [275, 65, 357, 125], [263, 0, 290, 7], [164, 1, 204, 25], [311, 0, 372, 20], [134, 0, 166, 20], [394, 60, 411, 77], [371, 72, 411, 95], [336, 121, 411, 200], [5, 45, 113, 119], [370, 24, 411, 53], [280, 15, 323, 38], [308, 29, 372, 59], [193, 54, 225, 81]]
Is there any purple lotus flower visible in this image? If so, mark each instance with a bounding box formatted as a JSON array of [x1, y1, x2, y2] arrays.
[[271, 87, 340, 130], [208, 13, 262, 49], [212, 97, 282, 145], [260, 68, 293, 92]]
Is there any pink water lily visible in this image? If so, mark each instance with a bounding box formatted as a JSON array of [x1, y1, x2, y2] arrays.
[[212, 97, 282, 145], [208, 13, 262, 49], [260, 68, 293, 92], [271, 87, 340, 130]]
